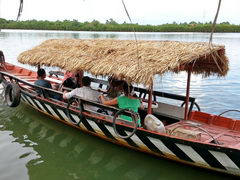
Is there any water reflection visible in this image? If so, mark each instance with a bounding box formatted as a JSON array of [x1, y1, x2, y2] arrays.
[[0, 108, 40, 180], [91, 33, 101, 39], [0, 104, 235, 180]]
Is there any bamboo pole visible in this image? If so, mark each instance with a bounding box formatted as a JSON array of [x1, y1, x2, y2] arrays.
[[147, 84, 153, 114], [184, 66, 192, 120]]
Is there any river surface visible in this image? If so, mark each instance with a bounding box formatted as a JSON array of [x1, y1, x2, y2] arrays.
[[0, 30, 239, 180]]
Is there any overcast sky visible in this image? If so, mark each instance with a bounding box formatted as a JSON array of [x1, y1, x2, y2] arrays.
[[0, 0, 240, 25]]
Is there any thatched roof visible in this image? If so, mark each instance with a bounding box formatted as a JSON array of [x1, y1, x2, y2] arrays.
[[18, 39, 228, 85]]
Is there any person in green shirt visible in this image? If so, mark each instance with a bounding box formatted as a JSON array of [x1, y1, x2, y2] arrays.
[[99, 81, 141, 126]]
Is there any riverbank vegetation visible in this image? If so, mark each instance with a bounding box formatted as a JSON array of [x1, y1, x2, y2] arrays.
[[1, 18, 240, 32]]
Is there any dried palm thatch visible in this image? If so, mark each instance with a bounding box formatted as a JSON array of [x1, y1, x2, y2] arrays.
[[18, 39, 228, 86]]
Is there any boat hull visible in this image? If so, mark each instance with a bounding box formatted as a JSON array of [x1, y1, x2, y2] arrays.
[[19, 90, 240, 177]]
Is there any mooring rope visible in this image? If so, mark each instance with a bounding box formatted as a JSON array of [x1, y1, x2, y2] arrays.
[[208, 0, 225, 74], [169, 123, 220, 145], [17, 0, 24, 21], [209, 0, 222, 45], [121, 0, 141, 70]]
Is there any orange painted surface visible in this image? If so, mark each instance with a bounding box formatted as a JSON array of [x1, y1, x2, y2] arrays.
[[188, 111, 240, 148], [188, 111, 213, 124], [189, 111, 240, 132], [5, 63, 62, 85], [233, 120, 240, 131], [211, 116, 236, 129]]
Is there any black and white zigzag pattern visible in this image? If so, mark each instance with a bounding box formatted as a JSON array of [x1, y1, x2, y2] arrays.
[[20, 93, 240, 176]]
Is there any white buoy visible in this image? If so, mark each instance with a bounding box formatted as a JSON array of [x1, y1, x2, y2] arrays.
[[144, 114, 166, 133]]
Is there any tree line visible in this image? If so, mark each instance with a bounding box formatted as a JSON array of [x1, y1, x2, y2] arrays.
[[1, 18, 240, 32]]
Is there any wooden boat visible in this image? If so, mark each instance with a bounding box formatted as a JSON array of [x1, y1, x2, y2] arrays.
[[0, 39, 239, 177]]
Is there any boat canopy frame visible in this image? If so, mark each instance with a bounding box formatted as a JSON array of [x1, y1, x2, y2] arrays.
[[1, 71, 196, 121], [16, 38, 229, 119]]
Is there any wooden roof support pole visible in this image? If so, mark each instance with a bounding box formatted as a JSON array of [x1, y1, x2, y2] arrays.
[[147, 83, 153, 114], [184, 66, 193, 120]]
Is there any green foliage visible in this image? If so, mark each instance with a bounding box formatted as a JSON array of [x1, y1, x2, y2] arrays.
[[106, 18, 118, 25], [0, 18, 239, 32]]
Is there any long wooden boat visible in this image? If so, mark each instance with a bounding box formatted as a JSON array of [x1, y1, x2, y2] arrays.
[[0, 39, 239, 177]]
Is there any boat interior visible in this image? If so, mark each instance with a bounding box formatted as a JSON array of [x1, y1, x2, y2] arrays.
[[1, 63, 240, 149]]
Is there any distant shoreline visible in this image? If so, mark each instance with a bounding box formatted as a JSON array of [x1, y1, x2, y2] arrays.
[[2, 29, 240, 34], [1, 18, 240, 33]]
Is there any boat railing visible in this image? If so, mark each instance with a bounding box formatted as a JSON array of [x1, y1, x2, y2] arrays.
[[70, 96, 135, 120], [0, 71, 64, 98], [90, 77, 197, 118], [25, 72, 196, 117], [55, 94, 139, 129], [0, 71, 137, 125], [90, 77, 195, 106], [1, 71, 197, 123], [136, 86, 196, 111]]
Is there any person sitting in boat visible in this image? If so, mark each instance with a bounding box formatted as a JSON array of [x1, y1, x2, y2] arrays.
[[129, 84, 138, 98], [60, 70, 84, 90], [34, 68, 62, 100], [106, 77, 123, 99], [99, 81, 141, 126], [74, 70, 84, 88], [0, 50, 6, 70], [63, 76, 100, 112], [35, 68, 52, 89]]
